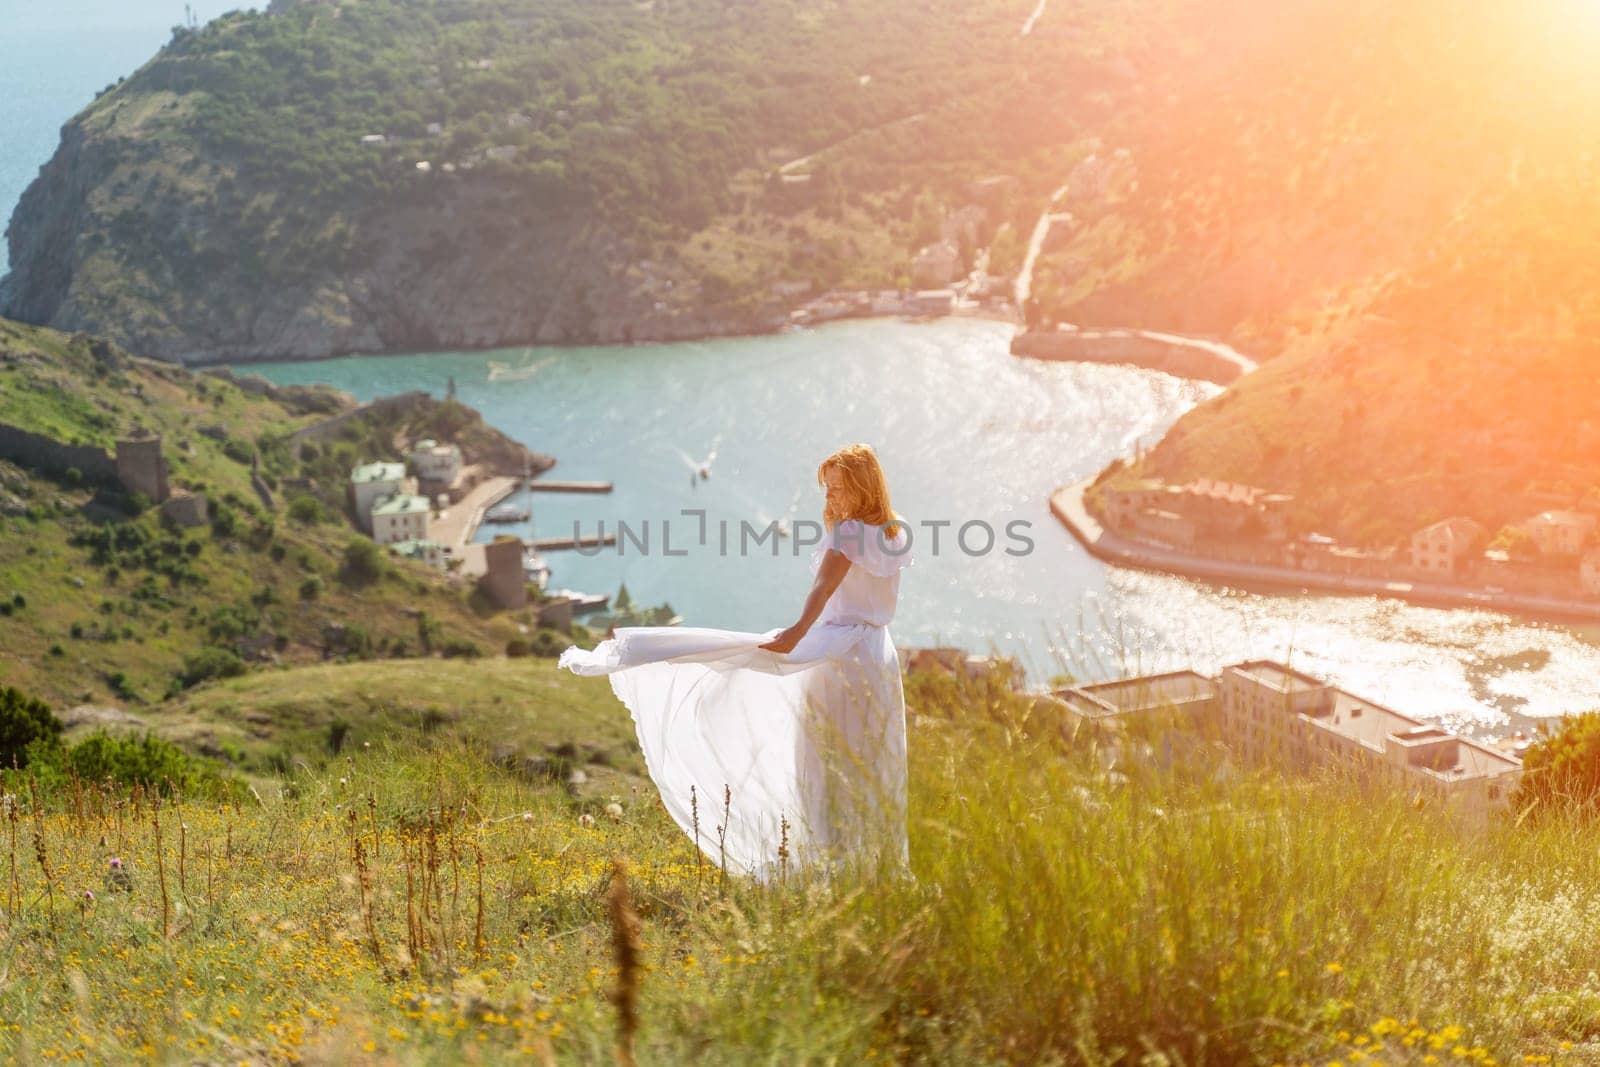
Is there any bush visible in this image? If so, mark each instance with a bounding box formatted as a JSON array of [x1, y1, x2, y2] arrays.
[[180, 647, 246, 689], [106, 671, 140, 702], [299, 576, 323, 601], [530, 629, 574, 658], [288, 494, 325, 525], [222, 437, 256, 465], [0, 685, 63, 767], [49, 732, 240, 799], [439, 638, 483, 659], [1516, 711, 1600, 817], [122, 491, 151, 516], [211, 503, 240, 539], [339, 537, 386, 586], [505, 637, 533, 658]]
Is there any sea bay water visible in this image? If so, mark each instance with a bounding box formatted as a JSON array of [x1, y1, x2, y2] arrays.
[[244, 318, 1600, 736]]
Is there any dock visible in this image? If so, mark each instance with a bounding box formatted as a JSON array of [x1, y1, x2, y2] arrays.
[[532, 533, 618, 552], [528, 480, 613, 493]]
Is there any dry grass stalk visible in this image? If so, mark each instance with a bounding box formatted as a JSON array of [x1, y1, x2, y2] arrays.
[[605, 858, 644, 1067]]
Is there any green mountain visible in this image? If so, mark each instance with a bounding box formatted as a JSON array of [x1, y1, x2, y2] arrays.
[[1057, 1, 1600, 542], [0, 0, 1113, 361]]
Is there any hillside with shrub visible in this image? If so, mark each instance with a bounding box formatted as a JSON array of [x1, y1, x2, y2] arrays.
[[1033, 0, 1600, 543], [0, 316, 569, 728], [0, 0, 1117, 360]]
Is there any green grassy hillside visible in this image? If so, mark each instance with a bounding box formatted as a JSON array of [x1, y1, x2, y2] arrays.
[[0, 317, 560, 716], [3, 666, 1598, 1064], [1123, 187, 1600, 545]]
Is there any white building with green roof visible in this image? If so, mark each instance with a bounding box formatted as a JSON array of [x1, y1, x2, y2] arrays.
[[388, 538, 448, 571], [370, 493, 432, 545], [350, 462, 409, 532]]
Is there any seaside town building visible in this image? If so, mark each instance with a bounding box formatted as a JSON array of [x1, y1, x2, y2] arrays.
[[349, 462, 409, 532], [388, 538, 448, 570], [1218, 660, 1520, 820], [1045, 660, 1521, 822], [478, 535, 527, 611], [1052, 670, 1220, 735], [1582, 549, 1600, 596], [1516, 510, 1597, 558], [911, 239, 963, 289], [1099, 477, 1292, 547], [907, 289, 957, 316], [369, 493, 431, 545], [409, 438, 463, 487], [1407, 517, 1487, 577]]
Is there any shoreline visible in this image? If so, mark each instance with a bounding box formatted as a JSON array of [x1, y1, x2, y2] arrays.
[[197, 305, 1024, 369], [1050, 479, 1600, 626]]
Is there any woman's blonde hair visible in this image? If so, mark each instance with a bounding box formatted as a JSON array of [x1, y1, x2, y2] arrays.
[[817, 444, 901, 530]]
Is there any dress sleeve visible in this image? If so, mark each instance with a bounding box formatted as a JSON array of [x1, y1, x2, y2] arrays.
[[809, 519, 915, 578]]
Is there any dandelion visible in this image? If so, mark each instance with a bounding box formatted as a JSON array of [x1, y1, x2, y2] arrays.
[[578, 814, 595, 829], [522, 812, 534, 823], [604, 803, 623, 821]]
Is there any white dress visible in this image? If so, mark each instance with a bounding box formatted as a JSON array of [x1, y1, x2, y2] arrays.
[[558, 518, 914, 884]]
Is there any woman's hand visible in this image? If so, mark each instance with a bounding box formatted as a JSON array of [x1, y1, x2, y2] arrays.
[[759, 626, 802, 654]]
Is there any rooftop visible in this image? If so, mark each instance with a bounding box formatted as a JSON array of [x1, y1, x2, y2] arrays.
[[351, 461, 406, 484], [1226, 660, 1329, 694], [1310, 690, 1423, 753], [371, 494, 431, 517], [1077, 670, 1217, 713]]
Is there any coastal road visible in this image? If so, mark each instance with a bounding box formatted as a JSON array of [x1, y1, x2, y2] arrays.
[[1050, 479, 1600, 624], [1014, 184, 1070, 307], [434, 475, 519, 578], [1020, 0, 1049, 36], [776, 111, 927, 176]]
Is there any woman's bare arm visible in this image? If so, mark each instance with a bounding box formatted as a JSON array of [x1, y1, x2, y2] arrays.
[[758, 549, 852, 653]]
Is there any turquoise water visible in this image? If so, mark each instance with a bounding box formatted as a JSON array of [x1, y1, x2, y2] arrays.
[[243, 318, 1600, 733], [0, 2, 249, 275]]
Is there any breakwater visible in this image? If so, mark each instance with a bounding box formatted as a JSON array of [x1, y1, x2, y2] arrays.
[[1011, 327, 1256, 386]]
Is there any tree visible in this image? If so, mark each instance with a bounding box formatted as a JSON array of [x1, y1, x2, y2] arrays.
[[1515, 711, 1600, 818], [1489, 525, 1538, 562], [340, 537, 387, 586], [0, 685, 63, 767]]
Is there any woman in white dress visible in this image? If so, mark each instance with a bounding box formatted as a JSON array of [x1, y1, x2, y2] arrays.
[[558, 443, 914, 884]]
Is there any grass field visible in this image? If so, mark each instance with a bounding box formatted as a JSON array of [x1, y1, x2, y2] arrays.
[[4, 663, 1600, 1065]]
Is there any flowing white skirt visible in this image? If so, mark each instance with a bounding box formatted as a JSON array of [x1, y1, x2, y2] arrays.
[[559, 621, 909, 884]]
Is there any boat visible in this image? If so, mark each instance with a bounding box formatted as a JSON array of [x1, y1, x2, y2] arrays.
[[485, 503, 531, 523], [522, 550, 551, 590], [487, 355, 555, 382], [544, 588, 609, 615]]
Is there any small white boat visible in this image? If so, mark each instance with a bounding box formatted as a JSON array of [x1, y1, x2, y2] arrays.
[[485, 503, 531, 523], [523, 550, 551, 590]]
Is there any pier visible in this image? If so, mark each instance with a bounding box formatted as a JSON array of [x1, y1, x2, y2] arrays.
[[532, 533, 618, 552], [528, 479, 613, 493]]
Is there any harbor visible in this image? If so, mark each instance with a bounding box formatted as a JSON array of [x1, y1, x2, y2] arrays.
[[250, 317, 1600, 726]]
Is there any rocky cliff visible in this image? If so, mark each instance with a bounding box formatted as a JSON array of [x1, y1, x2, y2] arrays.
[[0, 0, 1048, 364]]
